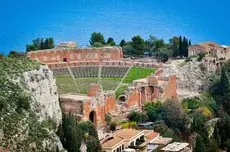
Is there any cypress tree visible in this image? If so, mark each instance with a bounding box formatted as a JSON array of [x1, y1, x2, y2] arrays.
[[194, 135, 206, 152], [179, 36, 183, 57], [58, 114, 83, 152], [189, 40, 192, 46]]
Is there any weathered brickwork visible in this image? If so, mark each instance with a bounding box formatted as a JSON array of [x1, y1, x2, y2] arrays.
[[33, 45, 177, 125], [122, 72, 177, 110], [27, 47, 123, 64], [60, 84, 117, 126]]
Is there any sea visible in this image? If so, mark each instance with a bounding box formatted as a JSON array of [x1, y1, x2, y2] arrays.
[[0, 0, 230, 55]]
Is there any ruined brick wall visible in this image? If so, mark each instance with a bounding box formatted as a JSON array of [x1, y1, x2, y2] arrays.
[[88, 84, 102, 97], [27, 47, 123, 64], [82, 101, 106, 126], [161, 75, 177, 100], [125, 89, 141, 109], [60, 99, 84, 115], [104, 94, 117, 113]]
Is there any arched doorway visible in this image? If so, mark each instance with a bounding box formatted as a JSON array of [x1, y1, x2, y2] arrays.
[[89, 111, 96, 125]]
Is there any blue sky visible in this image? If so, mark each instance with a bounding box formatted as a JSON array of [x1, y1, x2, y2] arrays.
[[0, 0, 229, 54]]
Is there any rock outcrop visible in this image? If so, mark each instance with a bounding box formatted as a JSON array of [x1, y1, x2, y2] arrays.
[[0, 58, 65, 152], [162, 60, 211, 100], [23, 65, 62, 124], [22, 65, 64, 151]]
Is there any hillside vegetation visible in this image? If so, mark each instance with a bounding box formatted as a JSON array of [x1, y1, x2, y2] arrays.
[[0, 57, 62, 151]]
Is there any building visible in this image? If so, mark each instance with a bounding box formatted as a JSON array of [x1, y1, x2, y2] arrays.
[[101, 136, 125, 152], [143, 130, 160, 152], [161, 142, 192, 152], [60, 84, 117, 126], [188, 41, 230, 60], [55, 41, 77, 49], [101, 129, 145, 152]]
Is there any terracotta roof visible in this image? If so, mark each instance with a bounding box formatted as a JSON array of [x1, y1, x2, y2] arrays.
[[199, 41, 221, 48], [113, 129, 142, 140], [101, 136, 124, 148], [151, 137, 173, 145], [144, 130, 159, 141]]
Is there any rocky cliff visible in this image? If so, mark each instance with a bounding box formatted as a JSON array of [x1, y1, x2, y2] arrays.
[[0, 57, 64, 151], [162, 59, 212, 100]]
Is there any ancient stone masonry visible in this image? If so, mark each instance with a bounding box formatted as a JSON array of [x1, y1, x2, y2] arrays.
[[27, 46, 124, 63], [60, 84, 117, 126], [119, 72, 177, 110]]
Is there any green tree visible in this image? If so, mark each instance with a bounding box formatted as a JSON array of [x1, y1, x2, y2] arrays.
[[179, 36, 183, 57], [144, 101, 163, 122], [26, 37, 55, 52], [191, 112, 207, 136], [162, 100, 185, 131], [169, 36, 180, 57], [131, 35, 146, 56], [58, 114, 82, 152], [146, 35, 165, 53], [119, 39, 126, 47], [127, 111, 147, 123], [194, 135, 207, 152], [89, 32, 106, 46], [92, 42, 104, 47], [79, 121, 102, 152], [87, 136, 100, 152], [154, 47, 173, 62], [123, 35, 146, 56], [106, 37, 116, 46]]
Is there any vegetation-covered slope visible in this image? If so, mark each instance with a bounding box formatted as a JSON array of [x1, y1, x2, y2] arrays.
[[0, 57, 63, 151]]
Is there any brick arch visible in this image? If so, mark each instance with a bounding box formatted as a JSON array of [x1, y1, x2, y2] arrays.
[[89, 110, 97, 125]]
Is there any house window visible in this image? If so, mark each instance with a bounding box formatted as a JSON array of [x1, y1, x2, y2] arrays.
[[122, 145, 124, 150]]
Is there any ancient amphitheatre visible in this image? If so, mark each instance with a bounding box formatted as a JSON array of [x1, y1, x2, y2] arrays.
[[27, 44, 177, 126]]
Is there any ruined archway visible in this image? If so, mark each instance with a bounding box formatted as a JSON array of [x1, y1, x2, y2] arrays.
[[89, 111, 96, 125]]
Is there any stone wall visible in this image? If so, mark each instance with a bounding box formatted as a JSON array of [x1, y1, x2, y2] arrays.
[[27, 47, 123, 64], [60, 84, 117, 126]]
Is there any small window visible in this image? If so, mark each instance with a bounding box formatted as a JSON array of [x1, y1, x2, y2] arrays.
[[63, 57, 68, 62]]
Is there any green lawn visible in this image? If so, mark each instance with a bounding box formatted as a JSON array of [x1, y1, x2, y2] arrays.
[[123, 66, 156, 83], [56, 67, 155, 97], [115, 84, 129, 98], [56, 76, 122, 94]]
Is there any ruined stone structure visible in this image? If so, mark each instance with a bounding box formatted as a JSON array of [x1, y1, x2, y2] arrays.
[[59, 71, 177, 126], [27, 44, 176, 125], [60, 84, 117, 126], [119, 71, 177, 110], [27, 46, 123, 64]]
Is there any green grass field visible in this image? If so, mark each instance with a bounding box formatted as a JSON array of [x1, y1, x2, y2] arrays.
[[56, 66, 155, 96], [115, 66, 156, 98], [56, 76, 122, 94], [123, 66, 156, 83]]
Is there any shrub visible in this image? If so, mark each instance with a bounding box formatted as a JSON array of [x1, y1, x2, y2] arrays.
[[197, 52, 206, 61], [121, 121, 137, 129], [109, 121, 117, 131], [127, 111, 147, 123], [185, 56, 193, 62]]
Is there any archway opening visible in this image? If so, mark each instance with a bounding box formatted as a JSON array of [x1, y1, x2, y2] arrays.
[[89, 111, 96, 125]]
